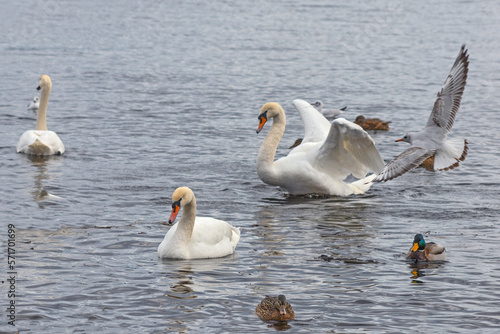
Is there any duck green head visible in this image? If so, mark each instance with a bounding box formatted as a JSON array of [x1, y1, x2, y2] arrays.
[[412, 234, 426, 252]]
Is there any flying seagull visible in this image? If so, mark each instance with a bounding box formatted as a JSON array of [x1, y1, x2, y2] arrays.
[[374, 44, 469, 182]]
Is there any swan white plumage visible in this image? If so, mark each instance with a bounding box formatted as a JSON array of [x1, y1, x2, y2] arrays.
[[27, 96, 39, 112], [256, 99, 385, 196], [158, 187, 241, 259], [16, 75, 65, 156]]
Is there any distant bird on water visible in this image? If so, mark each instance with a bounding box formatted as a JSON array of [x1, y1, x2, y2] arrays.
[[27, 96, 40, 112], [374, 44, 469, 182], [310, 100, 347, 119], [354, 115, 391, 131], [255, 295, 295, 322]]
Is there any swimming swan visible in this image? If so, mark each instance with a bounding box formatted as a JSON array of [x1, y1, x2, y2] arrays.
[[158, 187, 241, 259], [256, 99, 385, 196], [17, 75, 65, 156]]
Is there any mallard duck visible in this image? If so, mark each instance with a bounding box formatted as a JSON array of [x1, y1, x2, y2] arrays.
[[354, 115, 391, 131], [255, 295, 295, 322], [406, 234, 446, 261]]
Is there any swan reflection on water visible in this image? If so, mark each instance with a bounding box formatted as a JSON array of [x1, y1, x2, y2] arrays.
[[22, 154, 64, 206], [158, 256, 237, 299]]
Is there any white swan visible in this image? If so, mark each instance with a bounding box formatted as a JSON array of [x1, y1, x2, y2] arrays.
[[27, 96, 39, 112], [158, 187, 241, 259], [16, 75, 65, 156], [256, 99, 385, 196]]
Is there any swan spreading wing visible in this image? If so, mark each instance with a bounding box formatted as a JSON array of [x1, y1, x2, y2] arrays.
[[316, 118, 386, 179], [292, 99, 331, 144], [293, 99, 385, 178]]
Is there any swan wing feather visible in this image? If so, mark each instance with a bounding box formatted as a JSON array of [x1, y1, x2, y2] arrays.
[[315, 118, 385, 179], [292, 99, 331, 144]]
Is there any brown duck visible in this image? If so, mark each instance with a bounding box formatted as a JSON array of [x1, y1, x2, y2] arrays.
[[354, 115, 391, 131], [255, 295, 295, 321], [406, 234, 446, 262], [419, 155, 435, 170]]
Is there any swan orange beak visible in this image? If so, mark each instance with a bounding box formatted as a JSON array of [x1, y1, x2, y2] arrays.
[[256, 112, 268, 134], [411, 242, 419, 252], [168, 201, 181, 224], [395, 138, 404, 142]]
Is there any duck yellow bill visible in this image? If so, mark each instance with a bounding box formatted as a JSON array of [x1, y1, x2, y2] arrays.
[[411, 243, 419, 252], [168, 205, 180, 224], [257, 117, 267, 134], [279, 306, 286, 315]]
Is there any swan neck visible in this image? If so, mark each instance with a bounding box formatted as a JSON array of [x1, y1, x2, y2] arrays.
[[36, 85, 51, 131], [257, 112, 285, 182], [177, 197, 197, 240]]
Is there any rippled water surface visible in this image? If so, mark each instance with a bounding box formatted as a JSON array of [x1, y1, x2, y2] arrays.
[[1, 0, 500, 332]]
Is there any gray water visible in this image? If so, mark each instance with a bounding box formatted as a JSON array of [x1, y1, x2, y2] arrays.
[[1, 0, 500, 333]]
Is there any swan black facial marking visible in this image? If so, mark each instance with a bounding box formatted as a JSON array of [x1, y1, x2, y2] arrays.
[[172, 199, 181, 209]]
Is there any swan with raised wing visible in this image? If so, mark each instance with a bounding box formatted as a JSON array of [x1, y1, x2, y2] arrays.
[[256, 99, 385, 196]]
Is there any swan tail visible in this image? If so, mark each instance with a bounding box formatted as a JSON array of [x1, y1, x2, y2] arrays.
[[348, 174, 376, 194], [27, 139, 52, 156], [231, 227, 241, 250]]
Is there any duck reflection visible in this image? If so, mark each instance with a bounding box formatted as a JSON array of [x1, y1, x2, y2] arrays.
[[23, 154, 64, 206], [269, 321, 292, 330], [408, 261, 445, 284]]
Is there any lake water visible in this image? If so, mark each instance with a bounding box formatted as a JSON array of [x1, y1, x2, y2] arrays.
[[1, 0, 500, 332]]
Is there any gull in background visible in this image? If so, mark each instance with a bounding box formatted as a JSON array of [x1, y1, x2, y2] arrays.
[[310, 100, 347, 119], [27, 96, 40, 113]]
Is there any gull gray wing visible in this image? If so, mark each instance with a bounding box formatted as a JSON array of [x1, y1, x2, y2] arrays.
[[426, 44, 469, 133], [315, 118, 385, 179], [292, 99, 331, 144], [374, 147, 434, 182]]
